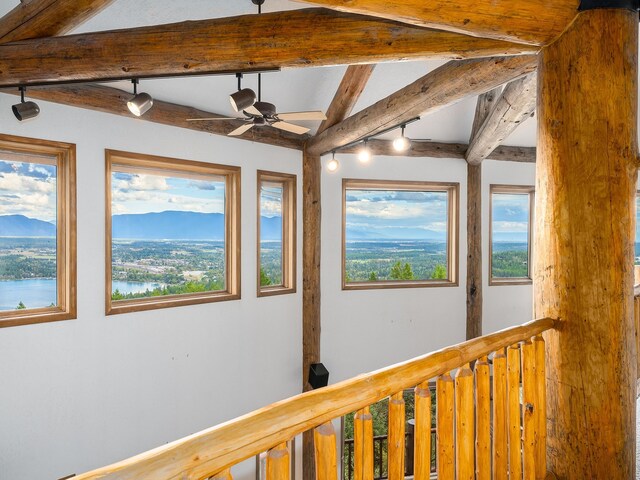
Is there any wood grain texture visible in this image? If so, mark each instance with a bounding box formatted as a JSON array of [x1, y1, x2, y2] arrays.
[[314, 424, 337, 480], [474, 357, 491, 480], [1, 85, 306, 150], [413, 382, 432, 480], [354, 407, 373, 480], [388, 392, 405, 480], [317, 64, 375, 135], [532, 336, 546, 479], [492, 349, 508, 480], [308, 56, 537, 156], [0, 0, 115, 43], [0, 8, 537, 88], [521, 340, 536, 480], [71, 318, 555, 480], [437, 373, 455, 480], [535, 9, 638, 479], [466, 74, 537, 165], [455, 364, 475, 480], [292, 0, 578, 46], [507, 344, 522, 480], [267, 443, 289, 480]]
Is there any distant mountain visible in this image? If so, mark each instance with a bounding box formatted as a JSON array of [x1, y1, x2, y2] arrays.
[[346, 224, 446, 241], [260, 215, 282, 241], [0, 215, 56, 237]]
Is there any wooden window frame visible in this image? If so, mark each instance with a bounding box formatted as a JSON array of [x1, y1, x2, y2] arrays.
[[256, 170, 297, 297], [342, 179, 459, 290], [105, 150, 241, 315], [489, 184, 535, 286], [0, 133, 77, 328]]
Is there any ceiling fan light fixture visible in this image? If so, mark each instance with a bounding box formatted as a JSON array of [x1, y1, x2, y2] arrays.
[[127, 79, 154, 117], [392, 125, 410, 152], [327, 152, 339, 173], [357, 140, 372, 164], [230, 88, 257, 112], [12, 87, 40, 121]]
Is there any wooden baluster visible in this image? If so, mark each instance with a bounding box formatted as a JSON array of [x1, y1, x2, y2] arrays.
[[267, 443, 290, 480], [492, 349, 508, 480], [532, 335, 546, 479], [354, 407, 373, 480], [521, 339, 537, 479], [388, 392, 405, 480], [314, 422, 337, 480], [507, 344, 522, 480], [475, 356, 491, 480], [414, 381, 432, 480], [436, 373, 455, 480], [455, 363, 475, 480], [209, 468, 233, 480]]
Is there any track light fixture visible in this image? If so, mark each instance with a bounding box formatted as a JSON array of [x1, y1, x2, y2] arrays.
[[392, 124, 410, 152], [327, 152, 339, 172], [127, 79, 154, 117], [12, 87, 40, 121], [230, 73, 257, 112], [357, 139, 372, 164]]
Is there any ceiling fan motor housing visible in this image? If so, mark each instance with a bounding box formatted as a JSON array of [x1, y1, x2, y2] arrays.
[[249, 101, 277, 118]]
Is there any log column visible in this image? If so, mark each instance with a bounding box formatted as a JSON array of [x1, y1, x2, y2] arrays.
[[535, 7, 638, 479]]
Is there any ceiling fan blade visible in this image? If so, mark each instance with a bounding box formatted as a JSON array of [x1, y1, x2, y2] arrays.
[[228, 123, 254, 136], [271, 121, 310, 135], [276, 111, 327, 121], [244, 105, 263, 116], [187, 117, 242, 121]]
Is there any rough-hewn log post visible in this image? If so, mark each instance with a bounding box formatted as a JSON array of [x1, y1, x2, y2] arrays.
[[303, 146, 322, 480], [535, 7, 638, 478]]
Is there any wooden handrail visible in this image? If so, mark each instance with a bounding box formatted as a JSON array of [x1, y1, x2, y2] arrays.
[[74, 317, 555, 480]]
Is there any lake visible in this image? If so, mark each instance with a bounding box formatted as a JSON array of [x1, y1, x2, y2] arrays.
[[0, 279, 164, 311]]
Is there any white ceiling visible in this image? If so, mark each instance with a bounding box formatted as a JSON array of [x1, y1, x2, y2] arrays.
[[0, 0, 541, 145]]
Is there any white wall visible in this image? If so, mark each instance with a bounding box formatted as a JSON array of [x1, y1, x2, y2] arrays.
[[0, 96, 303, 480]]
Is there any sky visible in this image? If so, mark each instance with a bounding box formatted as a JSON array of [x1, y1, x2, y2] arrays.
[[111, 171, 225, 215], [0, 159, 57, 223], [260, 183, 283, 218], [345, 189, 448, 240], [492, 192, 530, 242]]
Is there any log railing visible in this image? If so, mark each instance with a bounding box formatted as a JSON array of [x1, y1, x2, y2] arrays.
[[72, 318, 555, 480]]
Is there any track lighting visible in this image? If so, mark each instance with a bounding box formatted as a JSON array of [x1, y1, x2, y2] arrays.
[[12, 87, 40, 121], [357, 140, 372, 164], [392, 125, 410, 152], [230, 73, 257, 112], [127, 79, 154, 117], [327, 152, 339, 172]]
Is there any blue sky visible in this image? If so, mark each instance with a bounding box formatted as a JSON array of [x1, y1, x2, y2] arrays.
[[0, 159, 57, 223], [492, 193, 529, 242], [111, 171, 225, 215], [260, 183, 283, 218], [345, 189, 448, 240]]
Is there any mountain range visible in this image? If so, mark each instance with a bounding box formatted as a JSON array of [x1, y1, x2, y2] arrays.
[[0, 215, 57, 237]]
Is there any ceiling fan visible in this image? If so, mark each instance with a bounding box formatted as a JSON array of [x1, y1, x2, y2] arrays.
[[187, 73, 327, 136]]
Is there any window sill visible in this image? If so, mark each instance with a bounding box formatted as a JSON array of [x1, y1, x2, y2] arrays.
[[489, 278, 533, 286], [0, 306, 76, 328], [107, 290, 241, 315], [258, 286, 296, 298], [343, 280, 458, 291]]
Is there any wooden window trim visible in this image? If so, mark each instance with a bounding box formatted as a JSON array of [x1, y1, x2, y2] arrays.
[[0, 133, 77, 328], [105, 149, 241, 315], [257, 170, 297, 297], [342, 179, 459, 291], [489, 184, 534, 286]]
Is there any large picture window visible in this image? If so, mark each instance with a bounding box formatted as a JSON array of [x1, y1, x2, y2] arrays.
[[342, 179, 459, 290], [489, 185, 534, 285], [257, 171, 296, 297], [0, 134, 76, 328], [106, 150, 240, 314]]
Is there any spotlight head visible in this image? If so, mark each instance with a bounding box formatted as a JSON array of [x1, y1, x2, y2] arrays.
[[127, 92, 154, 117], [357, 142, 372, 164], [392, 136, 410, 152], [230, 88, 257, 112], [327, 153, 339, 172], [12, 100, 40, 121]]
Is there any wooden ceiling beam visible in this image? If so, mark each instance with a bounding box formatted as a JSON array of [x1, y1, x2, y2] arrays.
[[307, 55, 538, 156], [292, 0, 579, 46], [338, 139, 536, 162], [0, 0, 115, 43], [317, 64, 375, 135], [1, 85, 307, 150], [466, 73, 537, 165], [0, 8, 538, 88]]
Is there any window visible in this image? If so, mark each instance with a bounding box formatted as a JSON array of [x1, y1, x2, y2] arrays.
[[489, 185, 534, 285], [342, 179, 459, 289], [106, 150, 240, 315], [0, 134, 76, 328], [257, 171, 296, 296]]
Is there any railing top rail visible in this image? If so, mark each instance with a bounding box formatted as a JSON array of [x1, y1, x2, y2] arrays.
[[74, 317, 555, 480]]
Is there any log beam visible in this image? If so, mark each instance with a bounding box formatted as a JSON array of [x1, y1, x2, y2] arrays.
[[466, 74, 537, 165], [307, 56, 537, 156], [292, 0, 579, 46], [0, 0, 115, 44], [0, 9, 538, 88], [317, 64, 375, 135], [535, 8, 638, 478], [0, 85, 307, 150]]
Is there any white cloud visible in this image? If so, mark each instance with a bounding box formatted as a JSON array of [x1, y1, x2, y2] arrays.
[[493, 221, 529, 232], [113, 174, 169, 192]]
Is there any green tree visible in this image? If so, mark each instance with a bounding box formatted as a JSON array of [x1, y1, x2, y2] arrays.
[[390, 261, 415, 280], [260, 267, 272, 287], [16, 301, 26, 310], [431, 264, 447, 279], [368, 271, 378, 281]]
